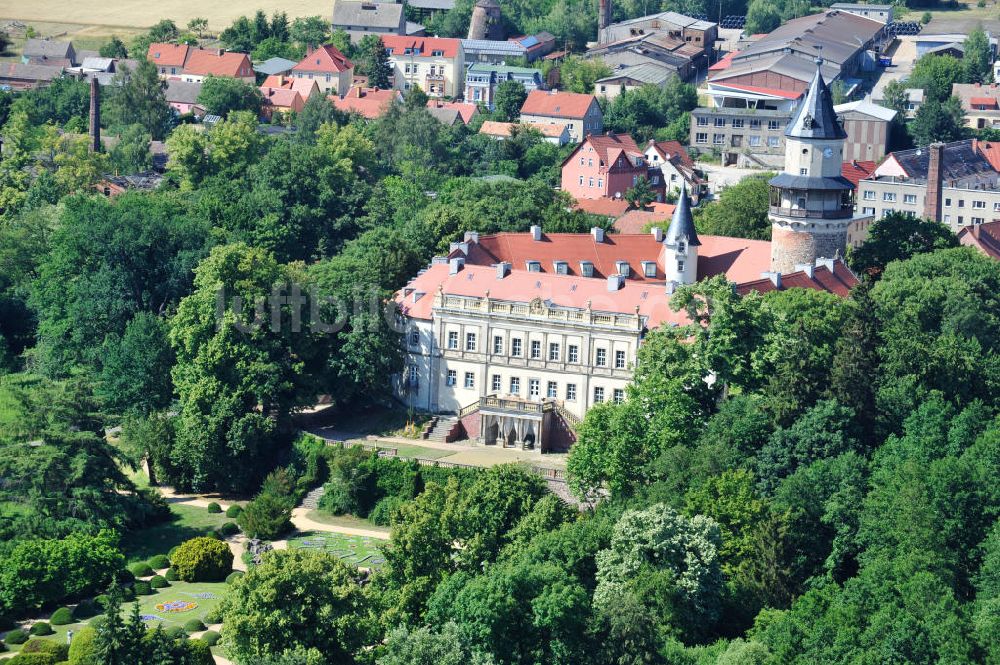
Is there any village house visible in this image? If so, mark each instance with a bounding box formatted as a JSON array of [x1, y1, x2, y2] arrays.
[[643, 140, 704, 203], [331, 86, 403, 119], [0, 62, 63, 90], [464, 63, 544, 109], [561, 133, 666, 202], [164, 79, 205, 117], [260, 87, 305, 119], [21, 38, 76, 67], [261, 75, 319, 99], [289, 45, 354, 97], [146, 43, 254, 83], [382, 35, 465, 98], [331, 0, 412, 43], [479, 121, 571, 145], [520, 89, 604, 144], [427, 100, 479, 125], [952, 82, 1000, 130]]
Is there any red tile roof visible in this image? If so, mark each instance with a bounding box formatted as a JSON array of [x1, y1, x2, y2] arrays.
[[567, 133, 643, 171], [958, 221, 1000, 259], [614, 204, 676, 234], [646, 140, 694, 168], [427, 100, 478, 124], [976, 140, 1000, 172], [183, 48, 252, 78], [521, 89, 598, 119], [381, 35, 461, 59], [147, 43, 189, 68], [841, 160, 878, 188], [971, 96, 999, 108], [479, 121, 567, 139], [331, 87, 401, 119], [572, 198, 631, 217], [709, 50, 738, 71], [260, 87, 304, 110], [292, 45, 353, 73], [262, 75, 318, 97]]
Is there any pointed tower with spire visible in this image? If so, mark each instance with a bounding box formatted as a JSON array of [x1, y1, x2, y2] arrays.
[[768, 59, 859, 273], [663, 183, 700, 288]]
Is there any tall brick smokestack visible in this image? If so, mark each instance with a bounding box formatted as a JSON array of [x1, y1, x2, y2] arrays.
[[89, 76, 100, 153], [598, 0, 611, 42], [923, 142, 944, 222]]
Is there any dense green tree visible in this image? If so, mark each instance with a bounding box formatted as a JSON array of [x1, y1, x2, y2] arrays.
[[848, 212, 958, 279], [881, 78, 910, 119], [99, 36, 128, 59], [744, 0, 781, 34], [221, 549, 372, 664], [290, 16, 329, 49], [558, 56, 611, 94], [378, 622, 495, 665], [624, 175, 655, 209], [358, 34, 392, 88], [603, 79, 697, 142], [493, 80, 527, 121], [9, 77, 89, 128], [695, 173, 773, 240], [109, 123, 153, 174], [97, 312, 173, 416], [909, 54, 964, 103], [963, 26, 993, 84], [220, 16, 256, 53], [104, 60, 175, 140], [165, 125, 210, 190], [196, 75, 263, 118], [910, 96, 966, 146]]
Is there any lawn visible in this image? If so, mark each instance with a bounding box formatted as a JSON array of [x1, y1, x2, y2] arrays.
[[119, 503, 233, 563], [288, 531, 386, 568]]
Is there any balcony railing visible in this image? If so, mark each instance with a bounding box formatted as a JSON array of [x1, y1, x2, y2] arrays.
[[768, 206, 854, 219]]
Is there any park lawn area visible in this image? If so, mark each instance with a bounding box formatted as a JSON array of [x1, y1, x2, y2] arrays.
[[119, 503, 233, 563], [385, 443, 454, 460], [288, 531, 386, 568], [303, 509, 390, 536]]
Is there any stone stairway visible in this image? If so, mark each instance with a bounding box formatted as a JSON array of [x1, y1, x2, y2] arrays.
[[300, 485, 326, 510], [424, 415, 459, 442]]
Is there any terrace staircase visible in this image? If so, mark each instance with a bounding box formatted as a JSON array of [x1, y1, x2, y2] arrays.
[[423, 415, 459, 442], [300, 485, 326, 510]]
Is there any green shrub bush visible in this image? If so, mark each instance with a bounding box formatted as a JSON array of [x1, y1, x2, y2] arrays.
[[93, 594, 109, 610], [147, 554, 170, 569], [206, 502, 222, 514], [203, 607, 223, 624], [164, 626, 186, 640], [48, 607, 73, 625], [28, 622, 52, 636], [369, 495, 405, 526], [225, 571, 244, 584], [7, 652, 57, 664], [128, 562, 154, 578], [116, 568, 135, 583], [237, 492, 293, 539], [21, 638, 68, 660], [149, 575, 169, 589], [198, 630, 220, 646], [164, 567, 179, 582], [225, 504, 243, 518], [183, 618, 206, 633], [120, 586, 135, 601], [72, 599, 97, 620], [67, 626, 97, 663], [167, 545, 180, 559], [133, 581, 153, 596], [171, 537, 233, 582], [218, 521, 239, 537], [4, 628, 28, 644]]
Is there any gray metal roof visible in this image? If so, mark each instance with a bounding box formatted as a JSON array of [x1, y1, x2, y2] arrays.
[[332, 1, 404, 29], [165, 79, 203, 105], [461, 39, 526, 56], [408, 0, 455, 9], [79, 57, 114, 72], [769, 174, 855, 190], [785, 61, 847, 140], [597, 62, 674, 86], [254, 57, 298, 75], [738, 10, 882, 68], [665, 184, 700, 246], [0, 62, 63, 81], [22, 38, 74, 60]]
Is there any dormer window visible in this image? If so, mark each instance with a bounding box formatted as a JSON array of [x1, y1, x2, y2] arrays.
[[678, 240, 686, 253], [554, 261, 568, 275], [615, 260, 630, 276], [526, 260, 541, 272], [642, 261, 657, 277], [580, 261, 594, 277]]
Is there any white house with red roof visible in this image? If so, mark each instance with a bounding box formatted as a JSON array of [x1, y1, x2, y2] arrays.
[[382, 35, 465, 98], [290, 45, 354, 97], [147, 43, 254, 83], [520, 89, 604, 143]]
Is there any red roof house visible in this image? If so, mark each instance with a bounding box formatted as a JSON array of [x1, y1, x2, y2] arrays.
[[520, 89, 604, 143], [290, 45, 354, 96], [331, 86, 402, 119], [146, 43, 253, 82]]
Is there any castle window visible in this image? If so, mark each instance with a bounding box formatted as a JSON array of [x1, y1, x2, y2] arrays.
[[596, 348, 607, 367], [566, 383, 577, 401], [446, 370, 457, 386], [529, 379, 540, 398], [512, 338, 523, 357], [594, 387, 605, 403], [568, 345, 579, 363], [464, 372, 475, 388], [614, 388, 625, 403], [547, 381, 558, 398], [491, 374, 501, 392], [447, 331, 458, 349], [615, 350, 626, 369], [510, 377, 520, 394], [530, 340, 541, 359]]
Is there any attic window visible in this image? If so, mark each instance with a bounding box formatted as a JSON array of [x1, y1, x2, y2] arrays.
[[316, 58, 321, 64], [580, 261, 594, 278], [615, 260, 630, 277], [554, 261, 568, 275], [526, 260, 541, 272], [432, 49, 445, 56], [154, 52, 160, 58]]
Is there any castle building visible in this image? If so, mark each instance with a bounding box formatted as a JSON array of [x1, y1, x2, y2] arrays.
[[394, 184, 858, 452], [768, 59, 872, 273]]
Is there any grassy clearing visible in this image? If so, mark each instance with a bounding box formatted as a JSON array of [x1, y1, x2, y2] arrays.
[[303, 510, 390, 536], [385, 443, 455, 460], [119, 503, 232, 563], [288, 531, 386, 568]]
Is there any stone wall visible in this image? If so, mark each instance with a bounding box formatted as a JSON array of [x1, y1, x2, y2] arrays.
[[770, 223, 848, 273]]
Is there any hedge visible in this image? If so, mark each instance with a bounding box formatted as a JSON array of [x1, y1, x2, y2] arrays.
[[225, 571, 244, 584], [164, 568, 179, 582], [198, 630, 220, 646], [147, 554, 170, 569], [4, 628, 28, 644], [133, 581, 153, 596], [225, 504, 243, 518], [72, 599, 97, 619], [164, 626, 186, 640], [203, 607, 222, 624], [218, 521, 239, 537], [7, 653, 58, 665], [128, 562, 154, 578], [48, 607, 73, 625], [150, 575, 169, 589], [170, 538, 233, 582], [183, 618, 206, 633], [28, 622, 52, 636], [21, 638, 68, 660], [206, 502, 222, 514]]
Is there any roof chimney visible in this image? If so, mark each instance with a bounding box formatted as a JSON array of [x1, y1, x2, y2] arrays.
[[495, 261, 511, 279], [651, 226, 664, 242], [924, 142, 945, 221], [530, 224, 542, 241], [794, 263, 815, 278], [607, 274, 624, 291], [665, 280, 677, 294], [591, 227, 605, 242], [464, 231, 479, 243], [449, 240, 470, 255], [449, 257, 465, 275], [815, 257, 836, 273], [761, 271, 782, 288]]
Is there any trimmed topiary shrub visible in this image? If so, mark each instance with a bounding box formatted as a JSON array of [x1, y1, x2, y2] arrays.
[[72, 599, 97, 620], [48, 607, 73, 626], [164, 626, 186, 640], [7, 652, 58, 664], [171, 537, 233, 582], [4, 628, 28, 644], [198, 630, 220, 647], [133, 581, 153, 596], [183, 618, 206, 633], [21, 638, 68, 660], [168, 545, 180, 559], [67, 626, 97, 664], [225, 571, 244, 584], [93, 594, 110, 610], [149, 575, 169, 589], [164, 567, 179, 582], [202, 607, 222, 624], [28, 622, 52, 636], [206, 502, 222, 514], [147, 554, 170, 569], [225, 504, 243, 518], [128, 562, 154, 578], [218, 521, 239, 537]]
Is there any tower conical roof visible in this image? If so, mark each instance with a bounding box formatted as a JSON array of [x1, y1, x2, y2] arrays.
[[785, 59, 846, 140], [665, 183, 700, 246]]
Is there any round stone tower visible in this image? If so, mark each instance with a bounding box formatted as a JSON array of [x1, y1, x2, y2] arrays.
[[468, 0, 503, 41], [769, 60, 856, 274]]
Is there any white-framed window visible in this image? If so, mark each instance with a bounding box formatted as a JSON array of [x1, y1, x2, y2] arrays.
[[643, 261, 656, 277], [588, 177, 594, 187], [465, 332, 477, 351], [594, 386, 605, 403], [678, 260, 685, 272], [447, 331, 458, 349], [598, 178, 604, 188], [529, 379, 540, 398], [863, 190, 875, 200], [491, 374, 501, 392], [696, 116, 709, 126], [568, 345, 579, 363], [613, 388, 624, 403], [993, 202, 1000, 211], [464, 372, 475, 388], [578, 175, 584, 185], [446, 370, 457, 386], [547, 381, 558, 398], [883, 192, 896, 202], [696, 132, 708, 144], [714, 117, 726, 127], [713, 133, 725, 145], [749, 119, 761, 129], [749, 135, 761, 146], [493, 335, 503, 354], [973, 216, 985, 224], [767, 137, 780, 147], [549, 343, 560, 361], [530, 340, 541, 359], [596, 348, 607, 367], [799, 168, 808, 175], [509, 377, 520, 394], [732, 118, 744, 128], [615, 350, 626, 369], [566, 384, 577, 401], [512, 338, 523, 357], [768, 120, 781, 130], [904, 194, 917, 204], [974, 200, 986, 209], [862, 206, 875, 215]]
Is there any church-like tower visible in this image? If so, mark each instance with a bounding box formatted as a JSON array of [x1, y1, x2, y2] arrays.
[[768, 60, 858, 273], [663, 183, 700, 287]]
